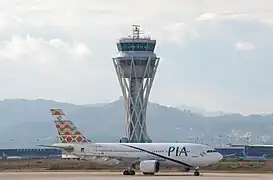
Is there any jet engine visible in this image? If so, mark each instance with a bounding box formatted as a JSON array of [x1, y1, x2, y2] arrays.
[[139, 160, 160, 174]]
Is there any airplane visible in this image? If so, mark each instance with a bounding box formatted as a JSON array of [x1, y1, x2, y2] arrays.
[[0, 152, 22, 160], [222, 153, 236, 158], [61, 154, 80, 160], [239, 151, 267, 161], [38, 108, 223, 176]]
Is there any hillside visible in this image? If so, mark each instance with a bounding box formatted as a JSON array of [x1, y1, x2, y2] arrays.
[[0, 99, 272, 148]]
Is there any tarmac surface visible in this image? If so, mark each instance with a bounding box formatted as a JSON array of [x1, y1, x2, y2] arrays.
[[0, 172, 272, 179]]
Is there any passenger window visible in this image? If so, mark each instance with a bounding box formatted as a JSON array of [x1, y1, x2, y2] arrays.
[[81, 148, 85, 152]]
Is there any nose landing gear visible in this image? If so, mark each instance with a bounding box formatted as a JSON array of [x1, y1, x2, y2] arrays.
[[194, 171, 200, 176]]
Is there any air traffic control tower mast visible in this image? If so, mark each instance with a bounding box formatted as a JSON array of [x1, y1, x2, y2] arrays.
[[113, 25, 160, 143]]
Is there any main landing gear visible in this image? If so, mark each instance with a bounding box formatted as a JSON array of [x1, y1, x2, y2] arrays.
[[123, 164, 136, 176], [193, 167, 200, 176], [123, 169, 135, 175]]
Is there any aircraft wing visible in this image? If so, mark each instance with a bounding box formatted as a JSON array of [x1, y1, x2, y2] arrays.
[[83, 152, 166, 165], [37, 144, 138, 164], [79, 152, 140, 164], [88, 155, 139, 164]]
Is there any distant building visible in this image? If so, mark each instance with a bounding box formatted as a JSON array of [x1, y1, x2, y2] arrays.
[[0, 148, 61, 159], [218, 144, 273, 159], [215, 147, 244, 158], [244, 145, 273, 158]]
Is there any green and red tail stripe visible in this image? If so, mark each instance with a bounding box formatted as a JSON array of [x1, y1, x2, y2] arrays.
[[50, 108, 91, 143]]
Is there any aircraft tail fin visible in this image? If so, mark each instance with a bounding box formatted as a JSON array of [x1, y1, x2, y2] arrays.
[[50, 108, 92, 143]]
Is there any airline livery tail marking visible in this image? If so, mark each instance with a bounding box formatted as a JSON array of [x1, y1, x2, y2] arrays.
[[50, 108, 91, 143]]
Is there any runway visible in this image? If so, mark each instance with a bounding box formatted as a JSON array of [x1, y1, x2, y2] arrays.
[[0, 172, 271, 179]]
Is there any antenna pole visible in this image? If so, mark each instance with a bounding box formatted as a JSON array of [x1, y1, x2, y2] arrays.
[[132, 24, 140, 39]]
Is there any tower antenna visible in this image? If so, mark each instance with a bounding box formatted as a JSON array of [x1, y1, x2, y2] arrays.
[[132, 24, 141, 39]]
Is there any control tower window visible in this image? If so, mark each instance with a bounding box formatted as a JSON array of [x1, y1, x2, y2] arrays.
[[117, 43, 122, 51], [119, 43, 155, 52]]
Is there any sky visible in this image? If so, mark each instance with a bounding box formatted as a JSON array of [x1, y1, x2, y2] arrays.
[[0, 0, 272, 115]]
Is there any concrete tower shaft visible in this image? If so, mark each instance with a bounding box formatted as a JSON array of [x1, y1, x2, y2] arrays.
[[113, 25, 160, 143]]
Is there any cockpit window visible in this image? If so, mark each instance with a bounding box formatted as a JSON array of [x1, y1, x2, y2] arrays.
[[207, 150, 217, 153]]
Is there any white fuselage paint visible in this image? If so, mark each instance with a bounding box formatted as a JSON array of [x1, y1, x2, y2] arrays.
[[51, 142, 223, 168]]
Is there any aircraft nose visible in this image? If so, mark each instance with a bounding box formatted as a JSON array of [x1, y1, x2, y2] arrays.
[[216, 153, 223, 161]]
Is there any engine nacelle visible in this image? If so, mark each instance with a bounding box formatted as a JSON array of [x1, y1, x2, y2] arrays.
[[139, 160, 160, 173]]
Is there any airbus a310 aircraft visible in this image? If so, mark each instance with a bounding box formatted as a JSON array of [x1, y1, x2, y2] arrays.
[[39, 108, 223, 176]]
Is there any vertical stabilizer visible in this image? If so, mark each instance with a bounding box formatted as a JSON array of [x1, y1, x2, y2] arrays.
[[50, 108, 91, 143]]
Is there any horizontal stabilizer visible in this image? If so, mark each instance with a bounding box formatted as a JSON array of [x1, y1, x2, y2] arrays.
[[50, 108, 66, 116], [36, 144, 74, 151]]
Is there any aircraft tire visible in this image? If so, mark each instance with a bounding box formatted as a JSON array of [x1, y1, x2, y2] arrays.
[[194, 171, 200, 176], [123, 170, 135, 175], [123, 170, 129, 175], [143, 172, 155, 175]]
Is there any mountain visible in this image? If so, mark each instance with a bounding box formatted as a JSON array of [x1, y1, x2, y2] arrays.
[[0, 98, 273, 148], [176, 104, 228, 117]]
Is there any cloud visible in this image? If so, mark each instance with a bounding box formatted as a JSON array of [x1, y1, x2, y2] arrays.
[[0, 0, 272, 115], [162, 23, 199, 45], [196, 12, 249, 22], [235, 41, 256, 51], [195, 11, 273, 29], [196, 13, 218, 21], [0, 34, 117, 104], [0, 35, 91, 61]]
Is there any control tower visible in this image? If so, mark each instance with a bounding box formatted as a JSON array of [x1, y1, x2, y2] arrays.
[[113, 25, 160, 143]]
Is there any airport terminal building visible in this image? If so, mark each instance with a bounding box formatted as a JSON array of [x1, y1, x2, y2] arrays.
[[216, 144, 273, 159], [0, 148, 61, 159]]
